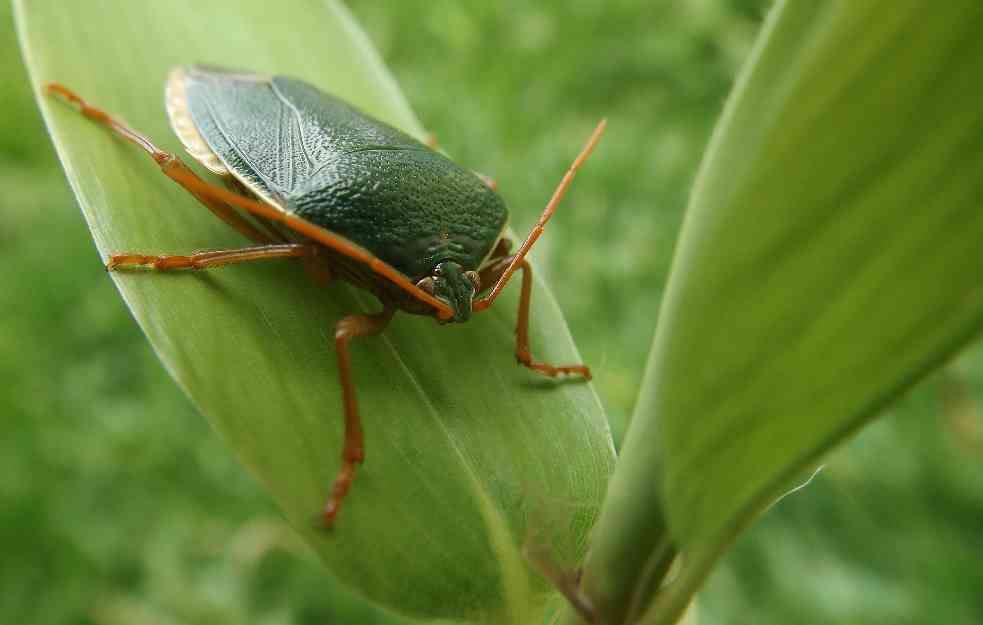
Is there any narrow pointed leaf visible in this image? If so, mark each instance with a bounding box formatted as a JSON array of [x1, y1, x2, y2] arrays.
[[16, 1, 615, 623], [572, 1, 983, 624]]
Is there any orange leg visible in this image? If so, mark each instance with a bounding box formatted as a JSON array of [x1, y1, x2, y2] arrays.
[[324, 306, 396, 527], [107, 243, 315, 271], [226, 177, 291, 244], [477, 238, 512, 289], [479, 250, 591, 380], [45, 83, 274, 244], [45, 82, 454, 321], [474, 171, 498, 191], [513, 259, 591, 379]]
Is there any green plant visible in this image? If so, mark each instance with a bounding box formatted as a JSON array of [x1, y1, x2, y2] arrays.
[[16, 1, 983, 624]]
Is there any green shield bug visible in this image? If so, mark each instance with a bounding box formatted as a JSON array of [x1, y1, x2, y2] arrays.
[[45, 66, 605, 527]]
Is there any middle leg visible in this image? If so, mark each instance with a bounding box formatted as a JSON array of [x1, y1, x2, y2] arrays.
[[108, 243, 316, 271]]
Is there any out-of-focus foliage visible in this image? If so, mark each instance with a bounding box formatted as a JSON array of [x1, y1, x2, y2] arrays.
[[3, 1, 983, 625], [701, 365, 983, 625]]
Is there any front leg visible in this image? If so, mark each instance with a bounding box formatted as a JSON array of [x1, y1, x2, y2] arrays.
[[512, 259, 591, 379], [479, 251, 591, 380]]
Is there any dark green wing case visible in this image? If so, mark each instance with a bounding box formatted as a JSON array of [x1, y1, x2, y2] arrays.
[[178, 66, 507, 279]]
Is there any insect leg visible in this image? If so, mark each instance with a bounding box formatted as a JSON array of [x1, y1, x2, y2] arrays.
[[480, 254, 591, 379], [424, 133, 439, 150], [474, 172, 498, 191], [476, 238, 512, 288], [511, 259, 591, 379], [45, 83, 274, 244], [163, 166, 453, 317], [107, 243, 315, 271], [325, 306, 396, 527], [473, 119, 606, 312]]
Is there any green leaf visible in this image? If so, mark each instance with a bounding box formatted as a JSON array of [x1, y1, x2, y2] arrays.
[[570, 1, 983, 624], [15, 1, 614, 623]]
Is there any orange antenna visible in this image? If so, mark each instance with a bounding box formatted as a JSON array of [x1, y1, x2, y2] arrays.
[[473, 119, 606, 312]]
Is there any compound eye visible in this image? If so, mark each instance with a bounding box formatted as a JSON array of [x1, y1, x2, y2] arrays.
[[464, 270, 481, 291], [416, 276, 435, 294]]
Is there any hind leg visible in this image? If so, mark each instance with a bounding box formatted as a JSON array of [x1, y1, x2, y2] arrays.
[[46, 82, 274, 244]]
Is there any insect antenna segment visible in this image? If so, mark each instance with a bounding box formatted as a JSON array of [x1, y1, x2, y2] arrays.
[[473, 119, 607, 312]]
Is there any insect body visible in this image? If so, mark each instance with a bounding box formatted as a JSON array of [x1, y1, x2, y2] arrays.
[[46, 66, 604, 527]]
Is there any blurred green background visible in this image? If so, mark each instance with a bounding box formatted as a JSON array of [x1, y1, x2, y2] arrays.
[[3, 1, 982, 624]]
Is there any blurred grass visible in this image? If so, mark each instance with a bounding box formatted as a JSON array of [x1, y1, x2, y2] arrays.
[[3, 1, 983, 625]]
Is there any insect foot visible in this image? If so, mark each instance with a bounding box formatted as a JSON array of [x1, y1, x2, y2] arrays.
[[516, 348, 593, 381]]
